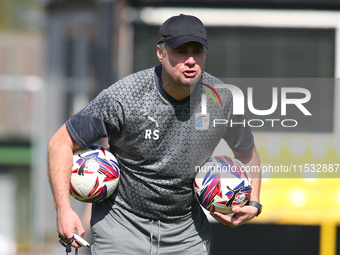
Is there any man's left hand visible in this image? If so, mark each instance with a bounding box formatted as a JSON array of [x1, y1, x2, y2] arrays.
[[210, 205, 259, 228]]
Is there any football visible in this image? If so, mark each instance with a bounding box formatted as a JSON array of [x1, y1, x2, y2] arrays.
[[70, 144, 120, 203], [194, 155, 252, 214]]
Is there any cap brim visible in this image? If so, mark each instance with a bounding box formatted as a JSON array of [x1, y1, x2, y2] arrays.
[[165, 35, 209, 49]]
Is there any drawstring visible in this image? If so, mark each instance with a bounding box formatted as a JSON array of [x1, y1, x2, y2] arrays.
[[156, 220, 161, 255], [150, 220, 154, 255], [150, 220, 161, 255]]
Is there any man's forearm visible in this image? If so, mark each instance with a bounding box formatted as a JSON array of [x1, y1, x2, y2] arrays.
[[48, 124, 78, 210], [48, 124, 85, 245]]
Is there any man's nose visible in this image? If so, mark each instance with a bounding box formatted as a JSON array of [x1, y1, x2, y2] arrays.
[[185, 55, 196, 65]]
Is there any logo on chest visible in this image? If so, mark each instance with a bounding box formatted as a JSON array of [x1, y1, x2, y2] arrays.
[[195, 83, 223, 130], [145, 115, 161, 140]]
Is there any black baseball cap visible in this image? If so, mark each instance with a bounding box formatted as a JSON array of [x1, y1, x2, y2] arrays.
[[158, 14, 209, 49]]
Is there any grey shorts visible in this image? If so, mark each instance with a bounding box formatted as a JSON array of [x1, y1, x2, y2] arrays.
[[90, 200, 211, 255]]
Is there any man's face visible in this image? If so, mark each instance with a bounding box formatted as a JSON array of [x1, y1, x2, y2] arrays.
[[157, 41, 206, 87]]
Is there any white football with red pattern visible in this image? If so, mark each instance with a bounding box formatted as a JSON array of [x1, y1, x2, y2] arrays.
[[194, 155, 252, 214], [70, 144, 120, 203]]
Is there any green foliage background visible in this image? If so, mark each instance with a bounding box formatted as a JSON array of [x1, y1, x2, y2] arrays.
[[0, 0, 44, 31]]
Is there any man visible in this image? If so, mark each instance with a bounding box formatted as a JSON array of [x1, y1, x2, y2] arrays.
[[48, 14, 261, 255]]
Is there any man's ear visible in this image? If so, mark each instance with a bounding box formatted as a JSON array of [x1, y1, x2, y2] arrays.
[[156, 45, 163, 63]]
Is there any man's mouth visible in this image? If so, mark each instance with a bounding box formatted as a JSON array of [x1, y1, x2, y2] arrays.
[[183, 70, 197, 78]]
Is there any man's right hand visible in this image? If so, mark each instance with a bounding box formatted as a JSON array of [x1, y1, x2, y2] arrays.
[[57, 207, 85, 248]]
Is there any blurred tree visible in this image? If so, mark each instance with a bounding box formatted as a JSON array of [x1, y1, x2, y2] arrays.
[[0, 0, 44, 31]]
